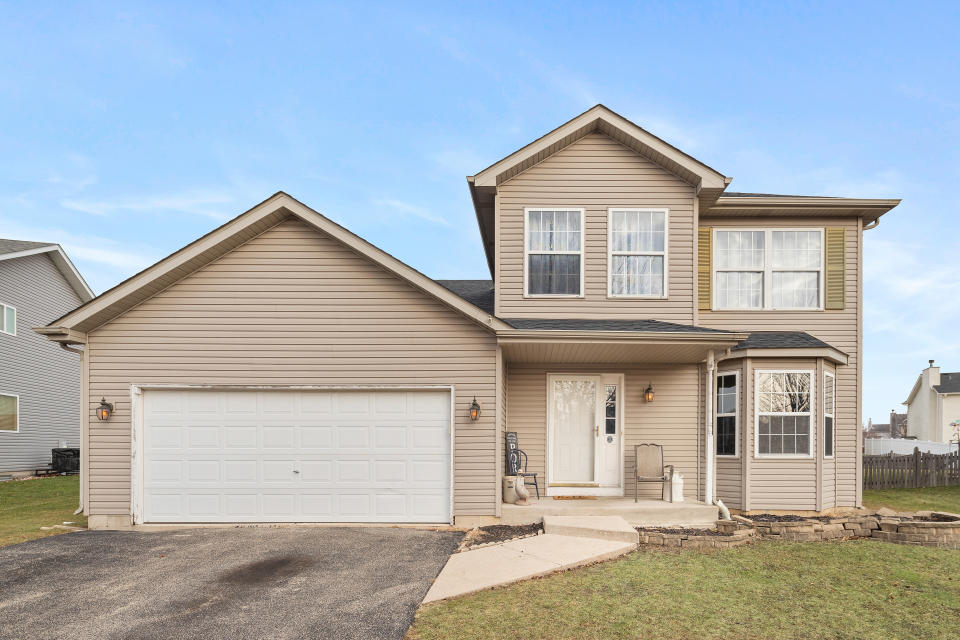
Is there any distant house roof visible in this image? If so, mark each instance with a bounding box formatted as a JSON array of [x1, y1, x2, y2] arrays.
[[933, 372, 960, 394], [435, 280, 494, 315], [720, 192, 837, 199], [731, 331, 833, 350], [503, 318, 731, 333], [0, 238, 94, 301]]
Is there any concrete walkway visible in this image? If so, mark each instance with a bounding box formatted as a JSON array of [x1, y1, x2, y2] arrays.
[[423, 517, 637, 603]]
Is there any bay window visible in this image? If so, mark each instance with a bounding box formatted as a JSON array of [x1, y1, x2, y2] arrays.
[[525, 208, 583, 296], [756, 371, 813, 457], [714, 229, 823, 310], [608, 208, 667, 297]]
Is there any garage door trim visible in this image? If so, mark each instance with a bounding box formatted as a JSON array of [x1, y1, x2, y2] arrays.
[[129, 383, 456, 525]]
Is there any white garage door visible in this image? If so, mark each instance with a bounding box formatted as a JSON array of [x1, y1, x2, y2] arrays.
[[140, 388, 451, 523]]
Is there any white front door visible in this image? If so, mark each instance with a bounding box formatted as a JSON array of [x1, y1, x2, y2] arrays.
[[551, 376, 598, 483], [549, 374, 624, 494]]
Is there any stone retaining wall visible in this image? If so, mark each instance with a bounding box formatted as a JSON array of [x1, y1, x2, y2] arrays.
[[637, 528, 756, 549], [725, 512, 960, 550]]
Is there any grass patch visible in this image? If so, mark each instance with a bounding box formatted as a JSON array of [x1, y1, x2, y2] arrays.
[[863, 486, 960, 514], [410, 540, 960, 640], [0, 476, 86, 547]]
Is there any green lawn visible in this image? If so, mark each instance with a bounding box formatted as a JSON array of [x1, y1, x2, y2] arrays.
[[862, 486, 960, 514], [411, 540, 960, 640], [0, 476, 86, 547]]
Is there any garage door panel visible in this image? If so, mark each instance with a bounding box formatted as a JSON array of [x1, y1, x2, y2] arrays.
[[142, 389, 451, 523]]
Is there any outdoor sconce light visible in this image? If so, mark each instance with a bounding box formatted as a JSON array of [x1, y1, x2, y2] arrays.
[[644, 384, 655, 403], [469, 397, 482, 421], [96, 397, 114, 421]]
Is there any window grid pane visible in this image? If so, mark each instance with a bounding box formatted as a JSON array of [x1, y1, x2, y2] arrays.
[[715, 231, 764, 269], [715, 272, 762, 309], [772, 231, 821, 269], [528, 210, 581, 252], [528, 254, 580, 295], [611, 255, 664, 296], [605, 385, 617, 435], [611, 210, 665, 252]]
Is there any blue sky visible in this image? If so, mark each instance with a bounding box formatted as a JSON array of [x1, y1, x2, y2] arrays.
[[2, 1, 958, 425]]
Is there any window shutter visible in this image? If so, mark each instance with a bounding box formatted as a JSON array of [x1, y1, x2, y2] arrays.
[[824, 227, 845, 310], [697, 227, 712, 311]]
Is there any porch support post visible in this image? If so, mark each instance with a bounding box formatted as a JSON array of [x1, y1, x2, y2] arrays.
[[705, 349, 716, 505]]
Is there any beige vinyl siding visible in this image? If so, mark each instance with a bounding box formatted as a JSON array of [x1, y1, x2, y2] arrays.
[[495, 133, 696, 321], [84, 217, 498, 518], [505, 363, 701, 500], [701, 217, 859, 509]]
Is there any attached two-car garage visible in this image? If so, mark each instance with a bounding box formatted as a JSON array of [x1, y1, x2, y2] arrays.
[[137, 388, 453, 524]]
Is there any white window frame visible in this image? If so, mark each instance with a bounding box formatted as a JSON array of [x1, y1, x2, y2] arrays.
[[716, 370, 739, 458], [523, 207, 585, 298], [606, 208, 669, 299], [0, 392, 19, 433], [754, 369, 815, 459], [712, 228, 825, 311], [0, 303, 16, 336], [824, 371, 835, 459]]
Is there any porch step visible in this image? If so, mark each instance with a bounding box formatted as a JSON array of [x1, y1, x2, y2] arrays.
[[501, 498, 719, 528], [543, 515, 639, 544]]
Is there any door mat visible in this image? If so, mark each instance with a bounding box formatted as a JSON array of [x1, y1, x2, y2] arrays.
[[552, 496, 598, 500]]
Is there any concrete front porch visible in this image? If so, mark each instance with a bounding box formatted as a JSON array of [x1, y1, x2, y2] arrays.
[[500, 497, 719, 528]]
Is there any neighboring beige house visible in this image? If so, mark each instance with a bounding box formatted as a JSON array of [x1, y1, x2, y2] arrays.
[[904, 360, 960, 444], [37, 105, 900, 529]]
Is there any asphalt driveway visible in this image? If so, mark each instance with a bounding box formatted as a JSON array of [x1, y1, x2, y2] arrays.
[[0, 526, 461, 640]]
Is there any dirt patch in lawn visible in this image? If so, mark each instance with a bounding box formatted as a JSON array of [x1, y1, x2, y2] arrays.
[[913, 513, 960, 522], [463, 523, 543, 548]]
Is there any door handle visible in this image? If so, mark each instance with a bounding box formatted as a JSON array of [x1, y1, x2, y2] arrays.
[[595, 425, 599, 436], [293, 470, 300, 474]]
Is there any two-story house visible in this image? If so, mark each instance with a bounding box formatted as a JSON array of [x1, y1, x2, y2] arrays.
[[1, 239, 93, 473], [38, 106, 898, 529]]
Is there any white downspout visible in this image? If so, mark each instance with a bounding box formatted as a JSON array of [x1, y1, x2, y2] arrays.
[[705, 349, 716, 506]]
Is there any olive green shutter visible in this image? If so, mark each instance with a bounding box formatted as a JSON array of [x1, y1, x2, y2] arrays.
[[824, 227, 845, 310], [697, 227, 712, 311]]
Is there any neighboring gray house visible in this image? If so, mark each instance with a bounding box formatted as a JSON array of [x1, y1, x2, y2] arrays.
[[0, 239, 93, 473]]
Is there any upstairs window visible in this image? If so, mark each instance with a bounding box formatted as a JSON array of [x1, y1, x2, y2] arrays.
[[525, 208, 583, 296], [608, 209, 668, 297], [0, 303, 15, 336], [714, 229, 823, 310]]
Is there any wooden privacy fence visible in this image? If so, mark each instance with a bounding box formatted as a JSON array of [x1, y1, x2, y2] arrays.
[[863, 448, 960, 489]]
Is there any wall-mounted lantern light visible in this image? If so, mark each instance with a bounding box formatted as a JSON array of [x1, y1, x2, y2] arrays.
[[96, 397, 114, 421], [469, 397, 482, 421], [644, 384, 655, 403]]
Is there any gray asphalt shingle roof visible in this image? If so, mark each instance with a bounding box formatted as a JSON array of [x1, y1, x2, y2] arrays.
[[434, 279, 495, 315], [0, 238, 55, 256], [731, 331, 833, 350], [934, 372, 960, 394]]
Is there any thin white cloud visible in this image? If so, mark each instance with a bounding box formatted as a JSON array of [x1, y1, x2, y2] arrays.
[[61, 190, 235, 221], [371, 198, 450, 226]]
